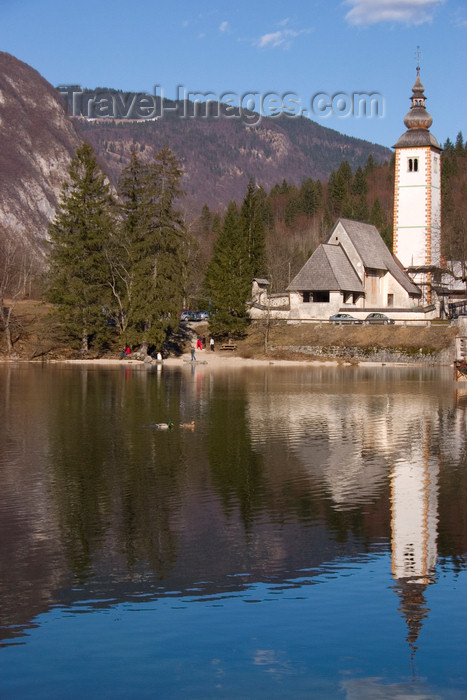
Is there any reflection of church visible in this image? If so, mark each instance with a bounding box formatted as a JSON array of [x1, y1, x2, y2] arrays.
[[390, 429, 440, 655], [247, 373, 443, 656]]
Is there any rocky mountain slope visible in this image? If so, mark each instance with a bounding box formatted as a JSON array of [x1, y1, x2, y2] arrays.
[[0, 52, 80, 253], [0, 51, 391, 254]]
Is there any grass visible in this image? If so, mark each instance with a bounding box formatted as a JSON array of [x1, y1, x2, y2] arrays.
[[0, 301, 458, 362]]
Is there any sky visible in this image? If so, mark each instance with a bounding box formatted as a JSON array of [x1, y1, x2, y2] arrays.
[[1, 0, 466, 149]]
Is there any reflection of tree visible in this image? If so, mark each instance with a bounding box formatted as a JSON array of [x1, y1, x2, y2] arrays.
[[47, 371, 113, 579], [207, 385, 264, 532], [46, 369, 185, 580]]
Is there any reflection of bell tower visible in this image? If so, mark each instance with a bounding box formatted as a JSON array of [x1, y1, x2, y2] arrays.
[[393, 65, 442, 304], [390, 431, 439, 655]]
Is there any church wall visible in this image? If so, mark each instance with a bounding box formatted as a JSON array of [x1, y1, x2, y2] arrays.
[[327, 223, 364, 282], [430, 150, 441, 266], [289, 290, 342, 318], [394, 146, 441, 269], [379, 272, 419, 309], [394, 147, 431, 267]]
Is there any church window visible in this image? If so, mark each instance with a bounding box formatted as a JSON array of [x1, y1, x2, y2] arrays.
[[434, 156, 438, 173], [408, 158, 419, 172], [313, 291, 329, 303], [302, 291, 310, 303]]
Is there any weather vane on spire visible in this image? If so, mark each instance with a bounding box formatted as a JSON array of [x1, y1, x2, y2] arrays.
[[415, 45, 422, 70]]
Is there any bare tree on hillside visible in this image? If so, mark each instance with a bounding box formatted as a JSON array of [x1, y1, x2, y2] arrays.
[[0, 236, 33, 355]]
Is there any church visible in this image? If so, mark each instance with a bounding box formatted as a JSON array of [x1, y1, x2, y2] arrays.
[[250, 67, 457, 323]]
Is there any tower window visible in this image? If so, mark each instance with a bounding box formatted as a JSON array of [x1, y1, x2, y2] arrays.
[[408, 158, 418, 172]]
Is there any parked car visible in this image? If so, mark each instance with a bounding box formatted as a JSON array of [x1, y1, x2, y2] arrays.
[[329, 313, 362, 325], [195, 311, 209, 321], [180, 310, 196, 321], [364, 313, 394, 325]]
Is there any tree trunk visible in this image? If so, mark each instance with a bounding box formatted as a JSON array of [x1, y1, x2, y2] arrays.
[[81, 327, 88, 356]]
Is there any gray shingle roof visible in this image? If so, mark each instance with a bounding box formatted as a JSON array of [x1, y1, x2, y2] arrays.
[[287, 243, 364, 292], [332, 218, 421, 296], [393, 128, 442, 150], [287, 218, 421, 297]]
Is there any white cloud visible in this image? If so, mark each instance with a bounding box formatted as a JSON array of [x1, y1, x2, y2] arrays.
[[219, 20, 229, 32], [345, 0, 445, 26], [256, 27, 312, 49], [453, 9, 467, 28]]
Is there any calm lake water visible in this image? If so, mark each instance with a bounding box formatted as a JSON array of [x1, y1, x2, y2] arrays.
[[0, 362, 466, 699]]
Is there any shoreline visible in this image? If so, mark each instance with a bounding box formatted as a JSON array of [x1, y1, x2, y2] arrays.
[[0, 351, 441, 368]]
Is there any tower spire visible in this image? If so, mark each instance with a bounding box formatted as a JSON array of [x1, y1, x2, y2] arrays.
[[393, 66, 440, 148]]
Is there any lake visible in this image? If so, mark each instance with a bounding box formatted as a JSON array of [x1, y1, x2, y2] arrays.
[[0, 362, 466, 699]]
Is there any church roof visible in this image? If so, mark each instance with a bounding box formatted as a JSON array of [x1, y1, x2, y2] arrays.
[[393, 67, 442, 151], [334, 218, 421, 296], [287, 243, 364, 292], [287, 218, 421, 297], [393, 129, 441, 150]]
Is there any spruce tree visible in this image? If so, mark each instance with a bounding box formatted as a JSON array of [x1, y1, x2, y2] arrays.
[[328, 169, 348, 215], [351, 166, 368, 196], [240, 178, 267, 277], [370, 198, 384, 230], [115, 146, 187, 353], [299, 178, 320, 217], [108, 148, 147, 337], [46, 142, 115, 355], [204, 202, 251, 338]]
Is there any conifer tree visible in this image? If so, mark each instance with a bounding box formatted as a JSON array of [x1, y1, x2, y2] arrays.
[[107, 148, 146, 337], [351, 166, 368, 196], [204, 202, 251, 337], [115, 146, 187, 353], [328, 170, 347, 215], [46, 142, 115, 355], [299, 178, 320, 217], [364, 154, 376, 175], [455, 131, 464, 156], [240, 178, 267, 277], [370, 198, 384, 231]]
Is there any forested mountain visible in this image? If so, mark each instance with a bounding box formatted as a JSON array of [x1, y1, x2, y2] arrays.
[[74, 108, 391, 214]]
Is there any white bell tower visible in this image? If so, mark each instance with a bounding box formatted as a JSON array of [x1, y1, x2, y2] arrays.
[[393, 66, 442, 303]]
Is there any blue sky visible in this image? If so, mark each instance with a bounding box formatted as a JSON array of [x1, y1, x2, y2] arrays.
[[1, 0, 465, 149]]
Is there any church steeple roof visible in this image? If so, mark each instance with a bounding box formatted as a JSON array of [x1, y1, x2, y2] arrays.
[[393, 67, 441, 150]]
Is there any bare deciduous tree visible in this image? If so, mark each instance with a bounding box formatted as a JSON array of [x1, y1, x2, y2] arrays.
[[0, 235, 33, 355]]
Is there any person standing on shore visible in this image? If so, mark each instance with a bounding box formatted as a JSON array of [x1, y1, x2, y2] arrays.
[[191, 342, 196, 361], [209, 337, 215, 352]]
